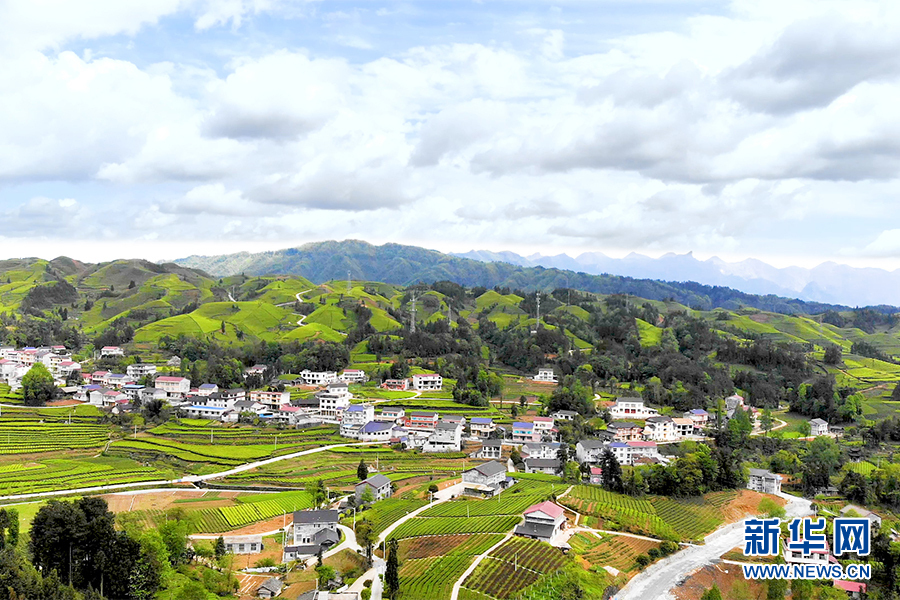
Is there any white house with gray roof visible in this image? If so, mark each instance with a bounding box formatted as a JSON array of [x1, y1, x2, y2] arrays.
[[355, 474, 393, 503]]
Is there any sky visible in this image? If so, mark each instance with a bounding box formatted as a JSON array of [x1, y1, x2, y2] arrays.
[[1, 0, 900, 270]]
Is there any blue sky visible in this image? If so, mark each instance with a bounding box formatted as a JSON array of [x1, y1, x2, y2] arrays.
[[0, 0, 898, 270]]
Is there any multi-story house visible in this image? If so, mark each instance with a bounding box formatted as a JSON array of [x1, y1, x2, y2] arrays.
[[551, 410, 577, 421], [474, 439, 503, 460], [249, 389, 291, 410], [126, 364, 157, 379], [684, 409, 709, 429], [355, 474, 392, 503], [606, 422, 644, 442], [643, 416, 677, 442], [339, 369, 367, 383], [155, 376, 191, 398], [197, 383, 219, 396], [470, 417, 496, 438], [522, 442, 560, 460], [747, 468, 782, 495], [100, 346, 124, 357], [298, 370, 338, 386], [523, 458, 560, 475], [357, 421, 396, 443], [533, 416, 555, 440], [316, 382, 352, 420], [284, 510, 339, 562], [533, 368, 558, 383], [609, 397, 660, 420], [410, 373, 442, 391], [424, 421, 462, 453], [381, 379, 409, 391], [511, 422, 539, 443], [514, 501, 567, 542], [608, 441, 661, 466], [462, 461, 507, 497], [406, 412, 439, 431], [575, 440, 606, 464], [376, 407, 405, 424], [810, 418, 829, 437], [672, 417, 695, 438]]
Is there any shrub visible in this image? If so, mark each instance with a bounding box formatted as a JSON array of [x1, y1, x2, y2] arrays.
[[634, 554, 651, 569], [648, 548, 660, 560], [659, 541, 679, 556]]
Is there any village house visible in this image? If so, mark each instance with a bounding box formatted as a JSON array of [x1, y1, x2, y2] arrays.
[[551, 409, 577, 421], [511, 422, 539, 443], [355, 473, 392, 503], [339, 369, 367, 383], [249, 389, 291, 410], [462, 461, 508, 497], [575, 440, 606, 464], [256, 579, 283, 599], [514, 501, 567, 542], [672, 417, 696, 438], [298, 370, 338, 386], [532, 416, 555, 440], [470, 417, 496, 438], [683, 408, 709, 430], [357, 421, 395, 443], [474, 439, 503, 460], [381, 379, 409, 391], [533, 368, 559, 383], [220, 534, 263, 554], [155, 376, 191, 398], [839, 504, 882, 528], [106, 373, 135, 389], [196, 383, 218, 396], [283, 510, 340, 562], [410, 373, 443, 391], [522, 442, 560, 460], [244, 364, 267, 379], [832, 581, 867, 599], [810, 418, 830, 437], [747, 468, 783, 495], [606, 422, 644, 442], [376, 406, 406, 424], [424, 421, 463, 453], [184, 405, 229, 420], [643, 416, 678, 442], [100, 346, 124, 357], [126, 363, 157, 379], [608, 441, 661, 466], [406, 411, 439, 431], [317, 382, 352, 420], [523, 458, 560, 475], [589, 467, 603, 485], [139, 387, 167, 404], [609, 397, 660, 420]]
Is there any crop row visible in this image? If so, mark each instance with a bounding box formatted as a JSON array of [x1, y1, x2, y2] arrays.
[[418, 494, 549, 518], [488, 537, 567, 573], [567, 485, 656, 514], [352, 498, 428, 536], [560, 497, 678, 540], [464, 557, 541, 599], [400, 534, 505, 561], [390, 516, 520, 539]]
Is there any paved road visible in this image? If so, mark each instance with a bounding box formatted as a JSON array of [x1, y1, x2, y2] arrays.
[[617, 491, 813, 600], [0, 441, 387, 502]]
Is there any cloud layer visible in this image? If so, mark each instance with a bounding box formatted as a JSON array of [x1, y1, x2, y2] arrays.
[[0, 0, 898, 266]]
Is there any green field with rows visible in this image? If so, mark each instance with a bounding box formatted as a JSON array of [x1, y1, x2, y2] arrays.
[[0, 422, 110, 454], [0, 457, 173, 497], [462, 537, 568, 599], [561, 486, 741, 541], [390, 515, 521, 539], [397, 534, 508, 600], [350, 498, 428, 537]]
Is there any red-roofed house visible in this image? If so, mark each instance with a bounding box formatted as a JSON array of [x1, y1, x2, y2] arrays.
[[100, 346, 124, 357], [833, 580, 866, 598], [589, 467, 602, 485], [155, 376, 191, 398], [533, 416, 555, 440], [514, 501, 567, 542]]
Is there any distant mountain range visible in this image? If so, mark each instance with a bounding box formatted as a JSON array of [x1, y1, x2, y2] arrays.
[[172, 240, 890, 314], [454, 250, 900, 308]]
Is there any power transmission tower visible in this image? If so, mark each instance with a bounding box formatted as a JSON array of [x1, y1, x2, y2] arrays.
[[347, 270, 351, 294], [410, 292, 417, 333], [532, 292, 541, 334]]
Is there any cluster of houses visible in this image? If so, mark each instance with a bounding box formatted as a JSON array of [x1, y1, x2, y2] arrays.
[[0, 345, 81, 389]]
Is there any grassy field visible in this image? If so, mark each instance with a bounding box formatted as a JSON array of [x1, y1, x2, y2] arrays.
[[0, 456, 174, 496]]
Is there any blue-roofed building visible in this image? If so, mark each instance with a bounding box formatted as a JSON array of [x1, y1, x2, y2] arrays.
[[198, 383, 219, 396], [358, 420, 394, 442], [684, 408, 709, 429], [185, 405, 227, 420], [470, 417, 495, 438], [512, 421, 538, 443]]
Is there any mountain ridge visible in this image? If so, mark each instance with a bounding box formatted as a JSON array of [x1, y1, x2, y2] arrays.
[[171, 240, 896, 315]]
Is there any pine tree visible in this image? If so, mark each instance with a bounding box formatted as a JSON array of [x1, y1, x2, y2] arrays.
[[385, 538, 400, 599], [892, 383, 900, 402], [357, 459, 368, 481]]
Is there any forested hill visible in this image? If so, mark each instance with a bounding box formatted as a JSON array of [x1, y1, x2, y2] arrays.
[[173, 240, 862, 315]]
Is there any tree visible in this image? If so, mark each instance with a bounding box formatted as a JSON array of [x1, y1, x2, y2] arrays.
[[21, 363, 57, 407], [599, 449, 623, 493], [316, 565, 336, 588], [801, 436, 842, 494], [797, 420, 812, 438], [355, 521, 375, 566], [893, 382, 900, 402], [6, 508, 18, 547], [360, 485, 375, 505], [758, 497, 785, 520], [766, 577, 787, 599], [700, 585, 722, 600], [385, 538, 400, 599], [511, 404, 518, 418], [357, 459, 368, 481], [823, 344, 842, 365], [760, 408, 774, 437], [519, 395, 527, 408]]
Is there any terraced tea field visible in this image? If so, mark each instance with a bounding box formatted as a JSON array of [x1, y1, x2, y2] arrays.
[[0, 422, 110, 454], [0, 457, 172, 496], [576, 534, 661, 574], [390, 515, 521, 539], [462, 537, 568, 599], [397, 534, 506, 600]]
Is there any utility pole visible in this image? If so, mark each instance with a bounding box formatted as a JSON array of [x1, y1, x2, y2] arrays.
[[410, 292, 417, 334], [348, 271, 352, 294]]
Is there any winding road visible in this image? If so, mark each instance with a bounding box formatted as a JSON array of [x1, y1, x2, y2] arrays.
[[616, 491, 813, 600]]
